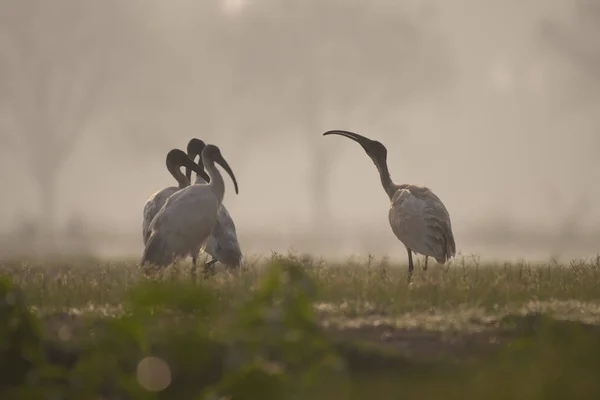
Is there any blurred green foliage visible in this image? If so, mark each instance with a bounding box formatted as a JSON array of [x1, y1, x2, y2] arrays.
[[0, 276, 43, 393], [2, 258, 600, 399]]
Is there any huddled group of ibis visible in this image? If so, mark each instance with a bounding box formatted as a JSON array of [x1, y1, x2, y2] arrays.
[[141, 139, 241, 278], [141, 131, 456, 282]]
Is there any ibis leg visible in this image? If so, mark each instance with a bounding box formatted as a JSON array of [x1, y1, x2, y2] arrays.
[[424, 256, 428, 271], [191, 256, 198, 281], [407, 249, 414, 283]]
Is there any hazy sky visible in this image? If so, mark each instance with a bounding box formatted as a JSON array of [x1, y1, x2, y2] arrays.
[[1, 0, 598, 260]]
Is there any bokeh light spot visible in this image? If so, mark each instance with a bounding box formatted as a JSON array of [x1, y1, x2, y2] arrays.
[[58, 325, 73, 342], [137, 356, 172, 392]]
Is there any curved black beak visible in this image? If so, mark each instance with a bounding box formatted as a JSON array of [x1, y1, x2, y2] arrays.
[[186, 138, 206, 182], [215, 155, 239, 195], [323, 130, 374, 150], [183, 158, 210, 183], [166, 149, 210, 184], [176, 151, 210, 183]]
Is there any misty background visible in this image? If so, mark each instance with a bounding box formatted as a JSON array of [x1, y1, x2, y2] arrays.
[[0, 0, 598, 263]]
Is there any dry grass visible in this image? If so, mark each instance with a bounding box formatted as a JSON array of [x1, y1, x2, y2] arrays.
[[3, 253, 600, 399], [4, 253, 600, 319]]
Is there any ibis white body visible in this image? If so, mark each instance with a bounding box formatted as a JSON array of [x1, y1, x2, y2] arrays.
[[142, 144, 239, 270], [324, 130, 455, 282]]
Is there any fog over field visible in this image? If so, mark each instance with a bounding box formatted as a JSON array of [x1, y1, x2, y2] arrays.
[[0, 0, 598, 262], [3, 4, 600, 398]]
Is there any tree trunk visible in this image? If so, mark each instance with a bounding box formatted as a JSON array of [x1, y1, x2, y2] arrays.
[[310, 142, 331, 231], [303, 65, 332, 237], [34, 167, 59, 254]]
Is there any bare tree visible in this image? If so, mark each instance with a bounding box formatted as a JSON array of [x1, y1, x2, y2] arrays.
[[0, 0, 150, 238], [117, 1, 247, 157], [539, 0, 600, 108], [537, 0, 600, 256], [225, 0, 453, 231]]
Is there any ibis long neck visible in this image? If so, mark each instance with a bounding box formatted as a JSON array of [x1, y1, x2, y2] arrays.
[[374, 159, 397, 200], [204, 157, 225, 204], [193, 155, 208, 185], [178, 175, 191, 189], [168, 163, 190, 189]]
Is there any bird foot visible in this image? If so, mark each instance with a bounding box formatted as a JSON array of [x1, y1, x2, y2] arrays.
[[203, 259, 218, 279], [205, 259, 218, 268]]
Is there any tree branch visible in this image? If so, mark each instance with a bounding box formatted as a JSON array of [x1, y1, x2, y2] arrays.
[[0, 31, 34, 134], [231, 0, 450, 134], [0, 0, 146, 167], [541, 20, 600, 80]]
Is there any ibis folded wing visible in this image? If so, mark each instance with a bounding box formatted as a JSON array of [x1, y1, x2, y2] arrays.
[[142, 186, 180, 245], [142, 187, 221, 268], [204, 205, 242, 267], [389, 185, 456, 264]]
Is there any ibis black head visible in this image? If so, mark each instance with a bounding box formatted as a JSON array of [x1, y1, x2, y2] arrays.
[[323, 130, 388, 165], [165, 149, 209, 187], [186, 138, 207, 182], [202, 144, 239, 195]]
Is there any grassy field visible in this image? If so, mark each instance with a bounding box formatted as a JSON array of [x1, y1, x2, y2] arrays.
[[2, 253, 600, 399]]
